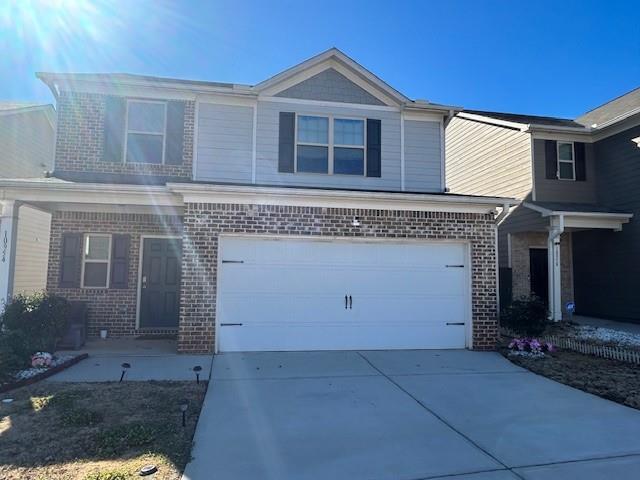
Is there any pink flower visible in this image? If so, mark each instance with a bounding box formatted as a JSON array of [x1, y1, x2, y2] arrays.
[[31, 352, 53, 368]]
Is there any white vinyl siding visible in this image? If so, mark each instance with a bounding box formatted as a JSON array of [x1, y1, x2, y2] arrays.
[[256, 100, 403, 190], [195, 103, 254, 183], [446, 117, 532, 199], [12, 205, 51, 295], [404, 120, 443, 192]]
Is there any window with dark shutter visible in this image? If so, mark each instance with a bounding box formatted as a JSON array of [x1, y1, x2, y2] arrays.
[[278, 112, 295, 173], [103, 97, 126, 162], [544, 140, 558, 179], [59, 233, 82, 288], [366, 118, 382, 177], [575, 142, 586, 181], [165, 101, 185, 165], [110, 234, 130, 289]]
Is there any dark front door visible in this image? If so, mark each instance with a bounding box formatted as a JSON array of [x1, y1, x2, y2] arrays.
[[140, 238, 182, 329], [529, 248, 548, 305]]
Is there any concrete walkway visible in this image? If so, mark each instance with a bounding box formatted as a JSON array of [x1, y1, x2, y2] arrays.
[[50, 339, 213, 382], [184, 350, 640, 480]]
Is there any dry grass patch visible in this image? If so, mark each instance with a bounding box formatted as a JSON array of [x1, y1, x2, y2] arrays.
[[0, 381, 206, 480]]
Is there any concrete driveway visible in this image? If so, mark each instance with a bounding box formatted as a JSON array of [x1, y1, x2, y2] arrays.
[[183, 350, 640, 480]]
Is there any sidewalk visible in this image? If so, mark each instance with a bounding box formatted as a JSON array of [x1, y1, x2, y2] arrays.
[[573, 315, 640, 336]]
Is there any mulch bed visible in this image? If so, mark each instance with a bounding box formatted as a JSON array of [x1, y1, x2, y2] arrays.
[[0, 354, 88, 394], [503, 347, 640, 410]]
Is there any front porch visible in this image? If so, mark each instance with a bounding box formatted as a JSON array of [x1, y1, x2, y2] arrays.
[[504, 201, 633, 321]]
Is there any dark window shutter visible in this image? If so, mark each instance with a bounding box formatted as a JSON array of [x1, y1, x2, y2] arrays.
[[366, 118, 382, 178], [544, 140, 558, 179], [574, 142, 586, 181], [103, 97, 126, 162], [59, 233, 82, 288], [165, 101, 185, 165], [278, 112, 295, 173], [110, 234, 130, 289]]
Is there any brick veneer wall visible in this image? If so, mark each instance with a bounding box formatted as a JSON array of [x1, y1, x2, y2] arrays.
[[54, 91, 194, 179], [179, 203, 498, 353], [510, 231, 574, 312], [47, 211, 183, 337]]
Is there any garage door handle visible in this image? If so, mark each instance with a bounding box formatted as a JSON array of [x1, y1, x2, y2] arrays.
[[446, 322, 465, 326], [349, 295, 352, 309], [345, 295, 348, 309]]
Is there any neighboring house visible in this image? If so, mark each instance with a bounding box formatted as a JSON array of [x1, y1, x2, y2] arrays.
[[0, 102, 55, 303], [0, 49, 513, 354], [446, 88, 640, 323]]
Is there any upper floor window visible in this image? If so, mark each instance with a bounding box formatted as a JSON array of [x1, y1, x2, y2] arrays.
[[82, 234, 111, 288], [125, 100, 166, 164], [296, 115, 365, 175], [557, 142, 575, 180]]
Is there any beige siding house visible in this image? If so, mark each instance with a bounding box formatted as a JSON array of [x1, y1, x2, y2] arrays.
[[445, 109, 633, 322], [0, 103, 55, 300]]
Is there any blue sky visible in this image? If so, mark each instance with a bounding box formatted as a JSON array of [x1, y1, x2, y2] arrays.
[[2, 0, 638, 118]]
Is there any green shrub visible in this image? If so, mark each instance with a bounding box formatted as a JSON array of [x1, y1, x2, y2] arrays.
[[500, 295, 549, 336], [0, 292, 70, 380]]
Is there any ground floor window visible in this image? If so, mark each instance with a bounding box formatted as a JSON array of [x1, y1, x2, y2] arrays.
[[82, 234, 111, 288]]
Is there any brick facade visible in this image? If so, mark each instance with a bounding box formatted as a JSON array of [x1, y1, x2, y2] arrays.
[[510, 231, 574, 312], [179, 203, 498, 354], [55, 91, 194, 179], [47, 211, 183, 337]]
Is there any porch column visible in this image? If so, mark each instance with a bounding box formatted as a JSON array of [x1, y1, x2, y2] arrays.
[[547, 215, 564, 322], [0, 200, 20, 309]]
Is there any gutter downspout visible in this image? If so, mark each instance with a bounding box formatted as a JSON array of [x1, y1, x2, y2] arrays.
[[547, 214, 564, 322]]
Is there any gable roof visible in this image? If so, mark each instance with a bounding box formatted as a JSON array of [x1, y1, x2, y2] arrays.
[[37, 48, 460, 114], [577, 86, 640, 128], [254, 48, 410, 106]]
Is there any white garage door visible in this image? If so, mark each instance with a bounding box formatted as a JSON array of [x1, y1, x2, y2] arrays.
[[217, 237, 469, 352]]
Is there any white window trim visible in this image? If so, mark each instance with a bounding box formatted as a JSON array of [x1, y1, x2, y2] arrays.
[[81, 234, 112, 289], [123, 99, 168, 165], [294, 114, 367, 176], [556, 141, 576, 181]]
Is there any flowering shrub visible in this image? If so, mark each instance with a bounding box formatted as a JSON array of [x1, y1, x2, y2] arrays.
[[31, 352, 54, 368], [508, 338, 555, 354]]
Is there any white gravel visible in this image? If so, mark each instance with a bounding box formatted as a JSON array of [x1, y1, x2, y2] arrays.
[[508, 351, 546, 359], [13, 354, 76, 381], [573, 325, 640, 348]]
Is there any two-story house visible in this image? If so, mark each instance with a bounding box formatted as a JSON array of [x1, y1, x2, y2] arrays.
[[446, 89, 640, 324], [0, 49, 513, 354], [0, 102, 55, 304]]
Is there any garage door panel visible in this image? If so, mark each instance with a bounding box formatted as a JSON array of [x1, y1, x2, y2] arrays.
[[218, 237, 469, 352], [220, 324, 465, 352]]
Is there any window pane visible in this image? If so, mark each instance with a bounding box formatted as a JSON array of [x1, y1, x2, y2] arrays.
[[128, 102, 165, 132], [126, 133, 163, 164], [84, 263, 108, 287], [297, 145, 328, 173], [559, 162, 574, 179], [297, 116, 328, 144], [334, 119, 364, 146], [334, 147, 364, 175], [86, 236, 110, 260], [558, 143, 573, 161]]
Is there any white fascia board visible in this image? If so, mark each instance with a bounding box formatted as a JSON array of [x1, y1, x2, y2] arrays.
[[525, 124, 592, 135], [522, 201, 632, 220], [38, 76, 256, 102], [167, 183, 516, 214], [456, 112, 527, 131], [0, 180, 181, 208], [562, 216, 631, 231]]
